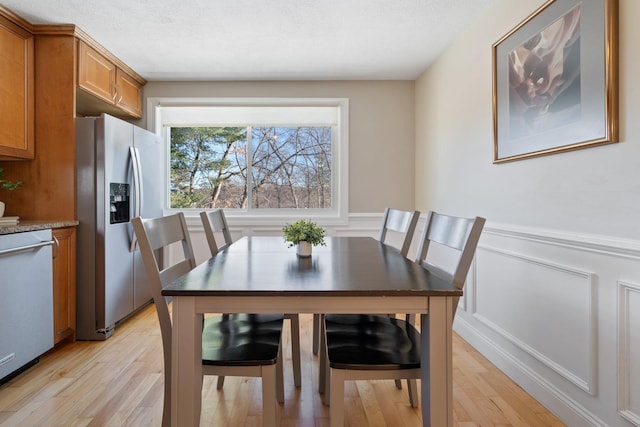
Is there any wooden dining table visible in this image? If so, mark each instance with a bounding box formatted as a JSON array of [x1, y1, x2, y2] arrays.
[[162, 235, 462, 426]]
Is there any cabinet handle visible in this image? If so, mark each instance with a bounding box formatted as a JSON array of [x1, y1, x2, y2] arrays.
[[114, 83, 123, 103], [52, 235, 60, 259], [0, 240, 54, 257]]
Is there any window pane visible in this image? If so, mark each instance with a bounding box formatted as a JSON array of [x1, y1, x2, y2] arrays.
[[251, 127, 332, 209], [169, 125, 332, 210], [170, 127, 247, 209]]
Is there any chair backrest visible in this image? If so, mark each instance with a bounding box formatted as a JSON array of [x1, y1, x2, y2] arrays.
[[132, 213, 197, 427], [131, 213, 197, 358], [415, 211, 485, 290], [200, 209, 233, 256], [378, 208, 421, 257]]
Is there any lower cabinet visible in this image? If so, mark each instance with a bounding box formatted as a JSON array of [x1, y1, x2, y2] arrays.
[[52, 227, 76, 344]]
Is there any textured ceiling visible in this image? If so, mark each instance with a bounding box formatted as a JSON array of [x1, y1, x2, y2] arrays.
[[2, 0, 493, 81]]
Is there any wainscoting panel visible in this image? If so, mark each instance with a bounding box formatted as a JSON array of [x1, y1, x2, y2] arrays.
[[473, 246, 596, 393], [455, 222, 640, 427], [618, 281, 640, 425]]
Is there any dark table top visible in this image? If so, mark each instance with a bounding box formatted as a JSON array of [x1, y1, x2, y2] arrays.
[[162, 236, 462, 297]]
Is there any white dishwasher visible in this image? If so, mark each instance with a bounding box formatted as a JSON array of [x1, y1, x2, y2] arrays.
[[0, 229, 54, 384]]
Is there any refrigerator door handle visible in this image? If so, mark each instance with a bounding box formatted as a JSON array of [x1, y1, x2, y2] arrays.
[[133, 147, 144, 217], [129, 147, 142, 252]]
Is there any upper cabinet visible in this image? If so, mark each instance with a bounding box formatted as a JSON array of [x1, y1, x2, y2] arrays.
[[115, 68, 144, 117], [0, 9, 34, 160], [77, 41, 116, 103], [0, 13, 147, 219], [77, 40, 144, 118]]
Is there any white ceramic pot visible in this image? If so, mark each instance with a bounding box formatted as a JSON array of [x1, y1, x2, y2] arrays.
[[296, 241, 312, 257], [0, 201, 5, 217]]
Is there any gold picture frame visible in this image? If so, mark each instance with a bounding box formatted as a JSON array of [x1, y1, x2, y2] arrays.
[[492, 0, 618, 163]]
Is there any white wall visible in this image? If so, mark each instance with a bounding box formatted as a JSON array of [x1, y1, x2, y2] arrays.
[[415, 1, 640, 425], [416, 0, 640, 239]]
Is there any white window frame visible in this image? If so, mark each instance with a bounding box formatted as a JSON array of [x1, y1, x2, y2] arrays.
[[147, 97, 349, 226]]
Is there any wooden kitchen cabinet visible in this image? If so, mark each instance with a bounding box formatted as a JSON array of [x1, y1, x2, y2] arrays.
[[77, 40, 143, 118], [0, 24, 147, 220], [115, 68, 143, 117], [52, 227, 76, 344], [0, 8, 34, 160], [77, 40, 116, 104]]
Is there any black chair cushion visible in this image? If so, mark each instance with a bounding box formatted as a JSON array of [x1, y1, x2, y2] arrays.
[[324, 314, 421, 370], [202, 314, 283, 366]]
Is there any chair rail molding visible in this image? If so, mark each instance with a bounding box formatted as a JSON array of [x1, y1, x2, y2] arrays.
[[179, 211, 426, 264], [484, 222, 640, 260]]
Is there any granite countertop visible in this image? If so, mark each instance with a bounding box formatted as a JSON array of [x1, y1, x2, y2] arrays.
[[0, 220, 79, 235]]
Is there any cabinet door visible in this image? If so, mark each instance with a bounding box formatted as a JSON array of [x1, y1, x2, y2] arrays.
[[52, 227, 76, 344], [0, 15, 34, 159], [77, 41, 116, 105], [115, 68, 142, 118]]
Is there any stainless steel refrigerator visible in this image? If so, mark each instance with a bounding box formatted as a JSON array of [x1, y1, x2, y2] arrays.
[[75, 114, 163, 340]]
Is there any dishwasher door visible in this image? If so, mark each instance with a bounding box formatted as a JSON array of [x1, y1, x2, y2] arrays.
[[0, 230, 54, 383]]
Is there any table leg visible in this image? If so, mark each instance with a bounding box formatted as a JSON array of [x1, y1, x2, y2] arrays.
[[318, 314, 326, 395], [171, 296, 203, 427], [421, 296, 454, 427]]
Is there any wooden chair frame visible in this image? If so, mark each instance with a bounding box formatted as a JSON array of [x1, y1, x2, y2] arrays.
[[133, 213, 284, 427], [322, 211, 485, 426], [312, 207, 421, 357], [200, 209, 302, 388]]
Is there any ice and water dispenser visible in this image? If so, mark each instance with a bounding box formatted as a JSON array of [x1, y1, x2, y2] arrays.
[[109, 183, 130, 224]]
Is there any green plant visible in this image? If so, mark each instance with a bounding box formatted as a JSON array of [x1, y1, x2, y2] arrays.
[[282, 219, 326, 247], [0, 168, 21, 191]]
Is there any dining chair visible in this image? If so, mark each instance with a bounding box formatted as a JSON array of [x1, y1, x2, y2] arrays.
[[312, 207, 420, 357], [378, 207, 421, 257], [132, 213, 284, 427], [200, 209, 302, 389], [322, 211, 485, 426]]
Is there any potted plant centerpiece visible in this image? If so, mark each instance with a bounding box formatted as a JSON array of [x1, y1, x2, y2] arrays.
[[0, 167, 22, 217], [283, 219, 326, 257]]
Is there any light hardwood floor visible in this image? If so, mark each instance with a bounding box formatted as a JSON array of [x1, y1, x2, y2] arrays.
[[0, 304, 565, 426]]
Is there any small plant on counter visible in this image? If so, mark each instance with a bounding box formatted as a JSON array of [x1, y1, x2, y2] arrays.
[[282, 219, 326, 247], [0, 168, 21, 191]]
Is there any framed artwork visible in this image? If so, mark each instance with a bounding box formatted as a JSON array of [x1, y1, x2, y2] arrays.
[[492, 0, 618, 163]]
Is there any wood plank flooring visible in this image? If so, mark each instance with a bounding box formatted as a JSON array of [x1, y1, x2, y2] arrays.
[[0, 304, 565, 426]]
